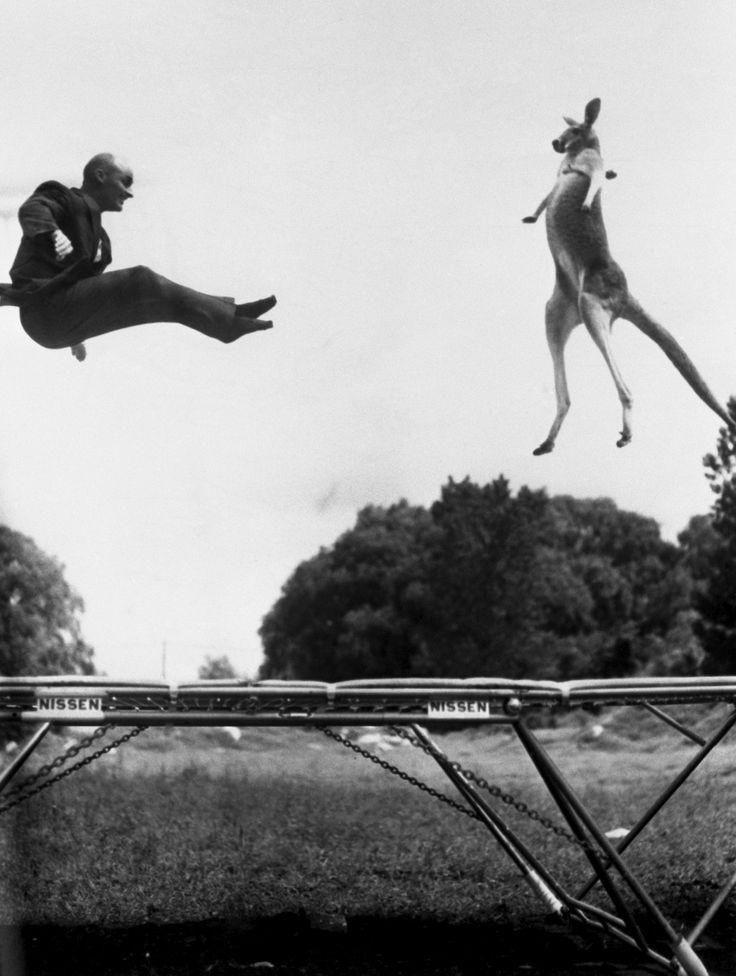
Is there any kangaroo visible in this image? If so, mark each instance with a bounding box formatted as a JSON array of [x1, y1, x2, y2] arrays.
[[523, 97, 731, 455]]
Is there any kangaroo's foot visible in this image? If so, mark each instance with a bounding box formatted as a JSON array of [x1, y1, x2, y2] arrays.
[[522, 215, 538, 224], [236, 295, 277, 318], [533, 439, 555, 456]]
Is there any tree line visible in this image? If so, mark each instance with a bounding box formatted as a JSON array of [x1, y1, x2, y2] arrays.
[[5, 400, 736, 682], [259, 399, 736, 682], [0, 525, 93, 676]]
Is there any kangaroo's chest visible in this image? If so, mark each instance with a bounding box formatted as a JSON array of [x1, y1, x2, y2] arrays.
[[545, 174, 609, 283]]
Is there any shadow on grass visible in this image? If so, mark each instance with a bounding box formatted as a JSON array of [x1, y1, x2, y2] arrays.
[[7, 914, 716, 976]]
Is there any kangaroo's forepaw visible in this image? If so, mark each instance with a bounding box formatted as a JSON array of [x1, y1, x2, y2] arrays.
[[533, 439, 554, 456], [616, 431, 632, 448], [522, 216, 538, 224]]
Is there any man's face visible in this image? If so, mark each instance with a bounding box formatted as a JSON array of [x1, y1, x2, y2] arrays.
[[96, 162, 134, 212]]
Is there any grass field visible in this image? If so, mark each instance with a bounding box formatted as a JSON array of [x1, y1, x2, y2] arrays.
[[0, 705, 735, 974]]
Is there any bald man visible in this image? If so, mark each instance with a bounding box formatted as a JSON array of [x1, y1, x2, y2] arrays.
[[0, 153, 275, 361]]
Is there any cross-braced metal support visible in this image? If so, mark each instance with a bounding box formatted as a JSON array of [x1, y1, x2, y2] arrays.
[[406, 723, 695, 973], [0, 675, 734, 975]]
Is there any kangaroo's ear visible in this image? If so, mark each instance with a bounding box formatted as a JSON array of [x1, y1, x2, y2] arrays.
[[562, 115, 580, 127], [584, 98, 601, 126]]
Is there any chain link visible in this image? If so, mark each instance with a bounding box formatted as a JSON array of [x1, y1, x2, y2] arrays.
[[395, 728, 580, 846], [390, 726, 581, 845], [319, 727, 478, 820], [0, 726, 147, 815], [2, 718, 577, 849], [1, 726, 111, 800], [320, 725, 582, 849]]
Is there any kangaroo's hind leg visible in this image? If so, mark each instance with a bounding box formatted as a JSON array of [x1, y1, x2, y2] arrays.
[[579, 292, 633, 447], [533, 287, 580, 455]]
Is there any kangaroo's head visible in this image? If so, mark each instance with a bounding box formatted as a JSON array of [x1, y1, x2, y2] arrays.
[[552, 98, 601, 155]]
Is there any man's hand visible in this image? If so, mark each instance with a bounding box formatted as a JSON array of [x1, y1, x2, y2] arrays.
[[70, 343, 86, 362], [53, 229, 73, 261]]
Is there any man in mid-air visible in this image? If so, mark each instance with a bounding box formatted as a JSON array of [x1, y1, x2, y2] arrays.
[[0, 153, 275, 361]]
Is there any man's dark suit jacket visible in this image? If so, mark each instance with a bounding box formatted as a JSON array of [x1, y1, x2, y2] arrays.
[[0, 182, 112, 306]]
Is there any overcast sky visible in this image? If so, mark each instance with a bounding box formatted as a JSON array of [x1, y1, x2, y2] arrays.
[[1, 0, 735, 682]]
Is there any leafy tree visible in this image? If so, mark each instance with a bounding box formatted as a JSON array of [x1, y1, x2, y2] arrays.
[[419, 485, 691, 680], [259, 478, 696, 681], [198, 654, 238, 680], [0, 525, 94, 675], [259, 500, 437, 680], [546, 497, 693, 677], [694, 398, 736, 673], [417, 477, 557, 677], [678, 514, 719, 599]]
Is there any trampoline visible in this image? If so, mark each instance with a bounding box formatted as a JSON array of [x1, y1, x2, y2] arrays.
[[2, 674, 735, 976]]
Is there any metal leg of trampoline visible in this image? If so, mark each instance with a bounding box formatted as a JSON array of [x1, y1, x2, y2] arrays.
[[412, 724, 674, 972], [515, 724, 652, 956], [410, 724, 567, 916], [688, 865, 736, 946], [576, 705, 736, 904], [0, 722, 51, 794], [514, 719, 710, 976], [642, 702, 706, 746]]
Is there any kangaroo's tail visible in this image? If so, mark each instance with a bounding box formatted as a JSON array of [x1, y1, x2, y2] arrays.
[[624, 297, 732, 427]]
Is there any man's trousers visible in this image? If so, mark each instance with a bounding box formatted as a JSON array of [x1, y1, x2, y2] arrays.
[[20, 265, 246, 348]]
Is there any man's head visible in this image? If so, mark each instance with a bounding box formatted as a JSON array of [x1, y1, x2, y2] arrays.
[[81, 153, 134, 212]]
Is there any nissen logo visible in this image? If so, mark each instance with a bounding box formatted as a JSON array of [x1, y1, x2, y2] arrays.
[[35, 697, 104, 713], [427, 700, 491, 718], [37, 697, 103, 711]]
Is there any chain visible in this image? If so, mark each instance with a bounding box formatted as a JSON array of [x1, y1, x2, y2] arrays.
[[319, 727, 479, 820], [320, 725, 582, 849], [1, 726, 111, 800], [0, 726, 147, 815], [390, 726, 581, 846]]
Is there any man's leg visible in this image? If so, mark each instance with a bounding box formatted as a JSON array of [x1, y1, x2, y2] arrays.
[[21, 266, 274, 349]]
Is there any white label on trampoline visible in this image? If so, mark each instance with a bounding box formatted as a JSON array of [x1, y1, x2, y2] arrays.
[[31, 696, 105, 719], [427, 700, 491, 718]]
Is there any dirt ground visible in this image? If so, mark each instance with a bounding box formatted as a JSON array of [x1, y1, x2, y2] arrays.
[[9, 915, 736, 976]]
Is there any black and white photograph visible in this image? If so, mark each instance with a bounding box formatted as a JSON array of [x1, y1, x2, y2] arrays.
[[0, 2, 735, 974]]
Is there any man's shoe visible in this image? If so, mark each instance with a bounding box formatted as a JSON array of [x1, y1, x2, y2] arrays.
[[236, 295, 277, 318]]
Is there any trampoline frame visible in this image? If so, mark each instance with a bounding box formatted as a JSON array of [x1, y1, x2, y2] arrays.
[[2, 674, 735, 976]]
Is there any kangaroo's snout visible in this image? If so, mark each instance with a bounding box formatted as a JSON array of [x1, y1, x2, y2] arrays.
[[552, 139, 565, 153]]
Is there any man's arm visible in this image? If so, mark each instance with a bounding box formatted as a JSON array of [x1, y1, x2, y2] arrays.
[[18, 183, 74, 260]]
